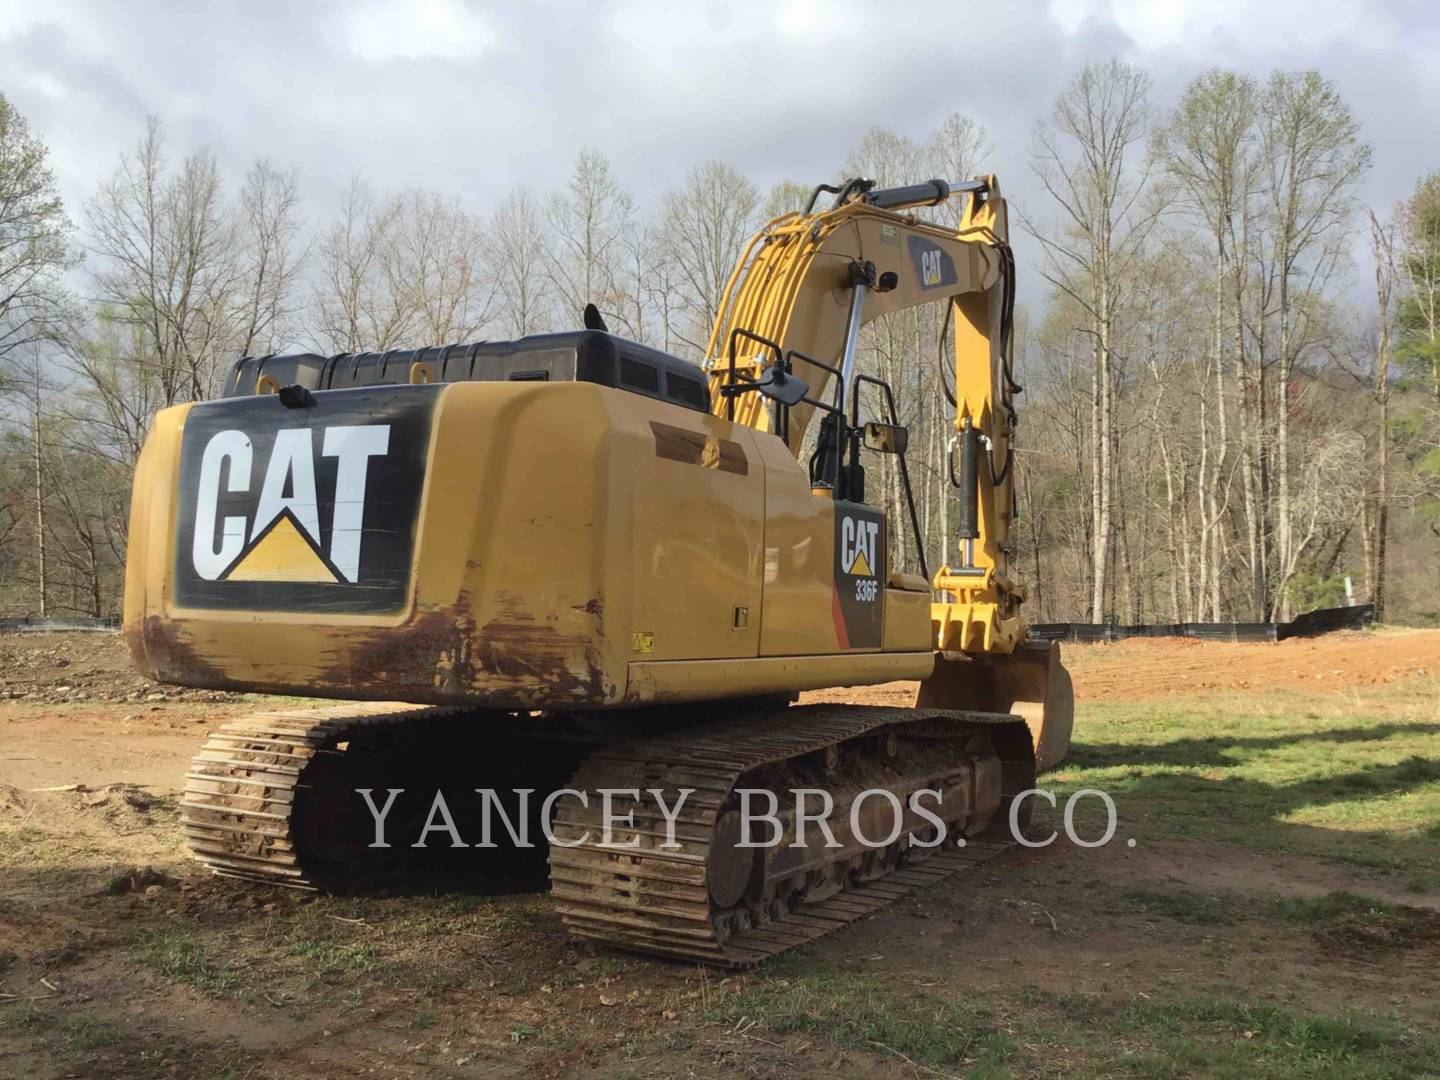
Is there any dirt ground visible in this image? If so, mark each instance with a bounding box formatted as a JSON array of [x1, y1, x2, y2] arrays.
[[2, 629, 1438, 1077], [803, 627, 1440, 710]]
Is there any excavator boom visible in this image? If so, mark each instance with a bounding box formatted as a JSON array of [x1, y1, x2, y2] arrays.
[[700, 175, 1070, 763]]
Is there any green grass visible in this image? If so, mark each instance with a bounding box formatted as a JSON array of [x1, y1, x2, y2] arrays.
[[0, 1003, 248, 1078], [1103, 994, 1438, 1078], [705, 955, 1015, 1072], [707, 959, 1439, 1079], [287, 935, 381, 975], [1043, 677, 1440, 876], [1269, 890, 1440, 953], [1272, 891, 1393, 924], [131, 929, 240, 995], [1117, 884, 1440, 959], [0, 825, 44, 853], [56, 1013, 124, 1052], [1124, 888, 1239, 925], [0, 999, 47, 1033], [698, 675, 1440, 1078]]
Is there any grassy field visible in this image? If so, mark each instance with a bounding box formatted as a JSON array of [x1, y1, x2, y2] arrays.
[[705, 675, 1440, 1078], [707, 952, 1439, 1079], [1052, 675, 1440, 890]]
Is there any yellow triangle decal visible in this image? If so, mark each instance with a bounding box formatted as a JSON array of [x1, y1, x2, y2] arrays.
[[225, 516, 340, 583], [848, 550, 873, 578]]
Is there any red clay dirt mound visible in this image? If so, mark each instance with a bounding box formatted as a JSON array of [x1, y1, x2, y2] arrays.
[[1059, 628, 1439, 701], [803, 628, 1440, 706]]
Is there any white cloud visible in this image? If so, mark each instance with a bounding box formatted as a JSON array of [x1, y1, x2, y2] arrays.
[[340, 0, 496, 61], [0, 0, 1435, 312], [1049, 0, 1410, 52], [773, 0, 865, 40]]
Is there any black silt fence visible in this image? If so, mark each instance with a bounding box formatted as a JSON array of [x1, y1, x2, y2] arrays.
[[0, 616, 121, 632], [1029, 605, 1375, 645]]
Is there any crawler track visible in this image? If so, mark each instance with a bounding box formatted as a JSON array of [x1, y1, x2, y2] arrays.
[[180, 704, 592, 891], [549, 704, 1034, 966], [181, 704, 442, 888], [182, 700, 1033, 966]]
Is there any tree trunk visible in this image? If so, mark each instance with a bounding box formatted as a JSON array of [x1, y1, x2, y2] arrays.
[[1368, 210, 1394, 621], [1024, 470, 1044, 619], [1209, 239, 1228, 622], [31, 372, 47, 618], [88, 533, 103, 618], [1090, 271, 1114, 624], [1276, 262, 1292, 620]]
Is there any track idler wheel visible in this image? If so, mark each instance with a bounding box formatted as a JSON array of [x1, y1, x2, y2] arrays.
[[708, 810, 759, 909]]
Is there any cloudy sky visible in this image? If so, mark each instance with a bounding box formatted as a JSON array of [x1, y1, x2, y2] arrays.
[[3, 0, 1438, 292]]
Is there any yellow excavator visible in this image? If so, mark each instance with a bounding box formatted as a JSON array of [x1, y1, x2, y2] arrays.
[[124, 174, 1072, 966]]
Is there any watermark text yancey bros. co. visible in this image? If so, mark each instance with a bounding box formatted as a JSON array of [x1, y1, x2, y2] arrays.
[[355, 785, 1127, 851]]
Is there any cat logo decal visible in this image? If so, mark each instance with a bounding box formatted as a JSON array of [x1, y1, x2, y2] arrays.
[[173, 385, 437, 614], [191, 426, 390, 583]]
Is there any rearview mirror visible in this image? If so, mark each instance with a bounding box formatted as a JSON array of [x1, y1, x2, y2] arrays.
[[863, 421, 908, 454], [756, 368, 809, 407]]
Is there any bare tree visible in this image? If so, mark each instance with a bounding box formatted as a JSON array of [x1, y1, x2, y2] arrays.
[[546, 150, 632, 326], [85, 119, 243, 405], [1258, 71, 1370, 616], [659, 162, 760, 358], [392, 188, 496, 343], [313, 182, 496, 351], [235, 159, 306, 357], [1153, 69, 1260, 618], [760, 180, 811, 220], [16, 346, 50, 614], [846, 128, 925, 189], [490, 187, 552, 338], [1028, 60, 1158, 622], [1366, 208, 1396, 619], [647, 235, 688, 355], [311, 178, 407, 352], [0, 92, 70, 381], [929, 113, 991, 224], [76, 120, 308, 465], [45, 436, 125, 617], [1398, 172, 1440, 398], [612, 218, 667, 345]]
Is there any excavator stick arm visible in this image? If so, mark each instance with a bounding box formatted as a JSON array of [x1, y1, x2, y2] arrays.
[[702, 176, 1071, 767]]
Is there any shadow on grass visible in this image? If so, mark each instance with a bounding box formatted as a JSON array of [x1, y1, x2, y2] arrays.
[[1069, 720, 1440, 771], [1048, 752, 1440, 877]]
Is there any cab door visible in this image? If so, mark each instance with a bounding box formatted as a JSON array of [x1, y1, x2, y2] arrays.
[[754, 432, 887, 655]]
